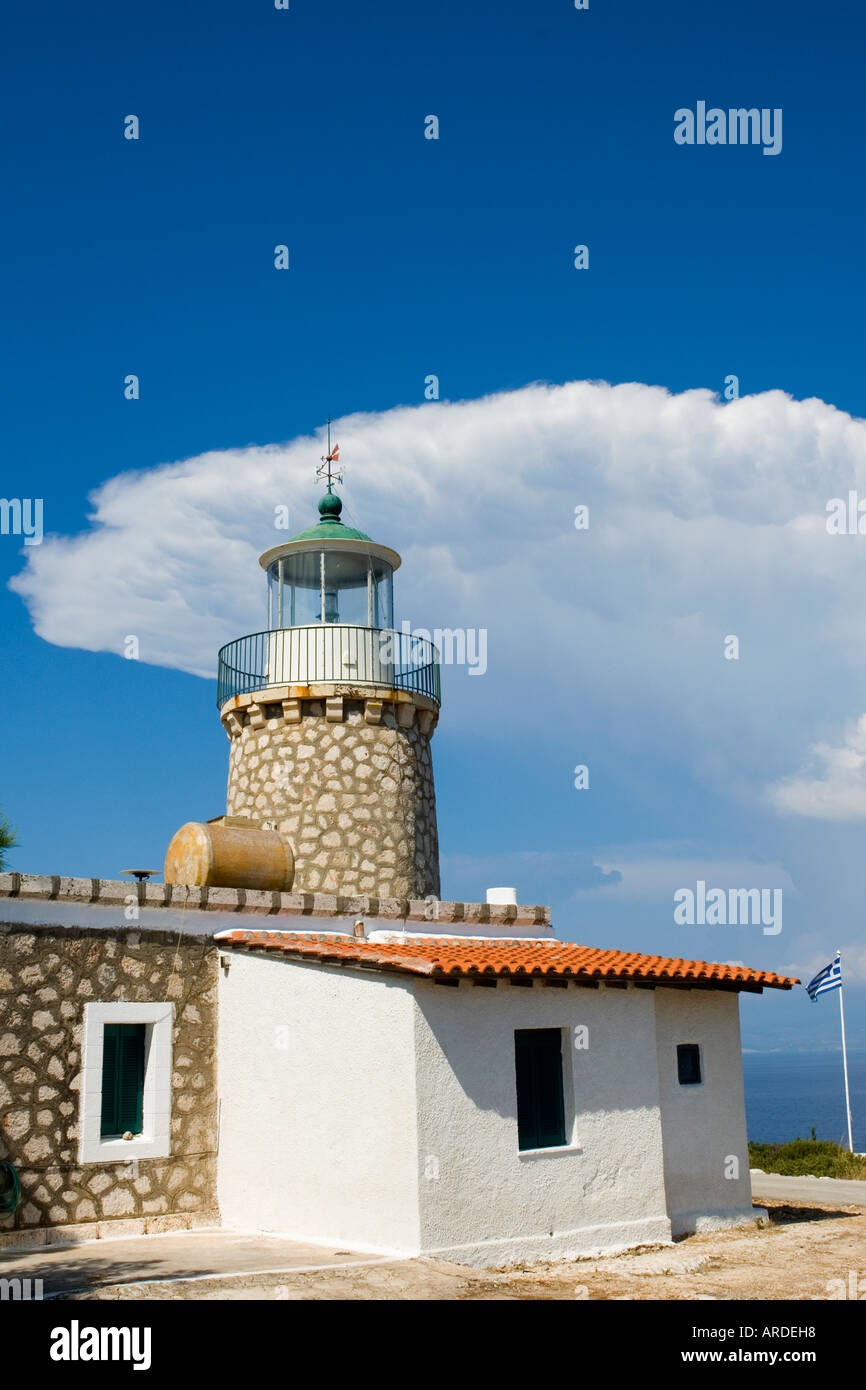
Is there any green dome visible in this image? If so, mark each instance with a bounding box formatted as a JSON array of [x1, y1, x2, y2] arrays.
[[287, 493, 373, 544]]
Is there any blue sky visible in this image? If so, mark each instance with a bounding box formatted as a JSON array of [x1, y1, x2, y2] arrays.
[[2, 0, 866, 1055]]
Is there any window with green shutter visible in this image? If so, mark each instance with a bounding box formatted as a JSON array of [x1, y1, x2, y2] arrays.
[[677, 1043, 702, 1085], [514, 1028, 566, 1151], [100, 1023, 146, 1137]]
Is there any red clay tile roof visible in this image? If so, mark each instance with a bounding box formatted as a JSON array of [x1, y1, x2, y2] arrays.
[[213, 931, 798, 991]]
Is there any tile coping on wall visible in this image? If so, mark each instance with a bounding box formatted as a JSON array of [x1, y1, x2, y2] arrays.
[[0, 874, 551, 928]]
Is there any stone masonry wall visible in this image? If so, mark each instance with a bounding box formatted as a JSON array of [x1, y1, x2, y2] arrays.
[[226, 697, 440, 899], [0, 924, 218, 1240]]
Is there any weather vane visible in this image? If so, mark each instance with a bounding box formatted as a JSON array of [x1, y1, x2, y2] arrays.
[[316, 415, 343, 493]]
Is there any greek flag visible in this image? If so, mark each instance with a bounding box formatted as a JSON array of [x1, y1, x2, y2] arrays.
[[806, 953, 842, 1002]]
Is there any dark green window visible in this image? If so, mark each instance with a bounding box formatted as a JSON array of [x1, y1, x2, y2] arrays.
[[100, 1024, 145, 1137], [677, 1043, 702, 1085], [514, 1028, 566, 1151]]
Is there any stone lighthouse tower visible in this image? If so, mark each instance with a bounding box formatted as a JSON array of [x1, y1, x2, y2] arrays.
[[209, 455, 441, 900]]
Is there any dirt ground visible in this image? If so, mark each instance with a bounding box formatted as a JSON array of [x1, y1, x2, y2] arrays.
[[77, 1200, 866, 1300]]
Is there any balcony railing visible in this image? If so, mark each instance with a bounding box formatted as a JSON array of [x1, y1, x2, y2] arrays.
[[217, 625, 441, 708]]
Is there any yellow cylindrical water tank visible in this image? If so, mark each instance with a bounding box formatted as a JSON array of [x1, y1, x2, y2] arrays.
[[164, 819, 294, 891]]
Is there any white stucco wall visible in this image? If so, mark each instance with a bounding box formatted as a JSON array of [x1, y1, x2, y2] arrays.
[[218, 954, 760, 1264], [654, 988, 756, 1235], [217, 952, 421, 1255], [411, 980, 673, 1266]]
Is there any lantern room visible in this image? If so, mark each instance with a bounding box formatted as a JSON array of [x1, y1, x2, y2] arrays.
[[217, 474, 440, 709], [260, 494, 398, 631]]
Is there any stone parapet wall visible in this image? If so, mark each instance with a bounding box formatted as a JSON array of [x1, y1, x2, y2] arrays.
[[0, 924, 218, 1240], [225, 695, 440, 900], [0, 874, 552, 932]]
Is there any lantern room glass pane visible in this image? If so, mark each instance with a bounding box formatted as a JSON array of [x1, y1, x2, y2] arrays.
[[373, 566, 394, 629], [268, 550, 394, 630]]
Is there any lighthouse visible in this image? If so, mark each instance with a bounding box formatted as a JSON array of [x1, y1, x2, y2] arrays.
[[167, 436, 441, 900]]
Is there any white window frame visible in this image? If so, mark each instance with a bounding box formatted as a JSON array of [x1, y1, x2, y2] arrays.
[[78, 1002, 174, 1164]]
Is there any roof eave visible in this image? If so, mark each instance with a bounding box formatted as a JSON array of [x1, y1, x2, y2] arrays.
[[258, 536, 402, 571], [218, 941, 797, 992]]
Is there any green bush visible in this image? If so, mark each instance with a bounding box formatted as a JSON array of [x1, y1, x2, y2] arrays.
[[0, 811, 17, 871], [749, 1138, 866, 1179]]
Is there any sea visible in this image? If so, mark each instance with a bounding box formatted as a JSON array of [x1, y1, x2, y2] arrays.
[[743, 1050, 866, 1152]]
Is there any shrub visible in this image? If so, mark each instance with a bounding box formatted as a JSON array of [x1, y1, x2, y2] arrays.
[[749, 1138, 866, 1179], [0, 812, 17, 871]]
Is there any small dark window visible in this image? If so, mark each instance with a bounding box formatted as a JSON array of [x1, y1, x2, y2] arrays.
[[677, 1043, 702, 1085], [101, 1024, 146, 1137], [515, 1028, 566, 1150]]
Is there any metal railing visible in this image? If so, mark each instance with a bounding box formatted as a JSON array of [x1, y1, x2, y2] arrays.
[[217, 625, 441, 707]]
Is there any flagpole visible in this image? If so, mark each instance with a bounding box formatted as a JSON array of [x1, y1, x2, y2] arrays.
[[838, 952, 854, 1153]]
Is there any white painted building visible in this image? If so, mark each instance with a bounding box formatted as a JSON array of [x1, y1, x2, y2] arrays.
[[0, 870, 796, 1263], [215, 924, 795, 1266]]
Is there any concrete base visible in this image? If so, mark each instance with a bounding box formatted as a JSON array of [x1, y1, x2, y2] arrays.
[[670, 1206, 767, 1237], [0, 1210, 221, 1254], [421, 1214, 675, 1269], [0, 1230, 386, 1299]]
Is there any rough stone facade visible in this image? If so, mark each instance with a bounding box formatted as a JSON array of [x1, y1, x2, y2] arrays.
[[225, 695, 440, 899], [0, 923, 218, 1242]]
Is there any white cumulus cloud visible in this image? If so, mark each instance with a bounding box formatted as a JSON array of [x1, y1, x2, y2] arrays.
[[768, 714, 866, 820], [11, 379, 866, 811]]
